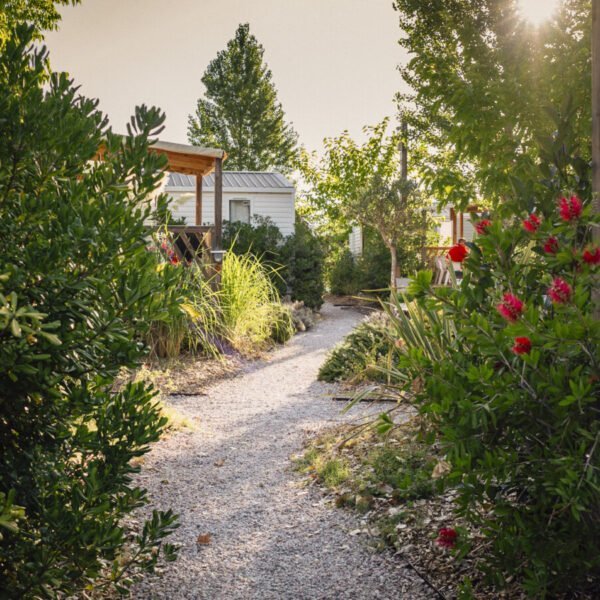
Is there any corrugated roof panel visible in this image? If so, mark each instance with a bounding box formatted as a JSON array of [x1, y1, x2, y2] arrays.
[[166, 171, 294, 189]]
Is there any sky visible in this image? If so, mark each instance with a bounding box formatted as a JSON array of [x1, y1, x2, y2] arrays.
[[44, 0, 409, 154]]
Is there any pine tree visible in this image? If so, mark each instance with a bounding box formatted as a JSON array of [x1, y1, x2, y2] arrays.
[[187, 23, 298, 172]]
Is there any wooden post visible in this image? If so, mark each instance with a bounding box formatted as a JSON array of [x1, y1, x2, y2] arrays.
[[214, 157, 223, 251], [195, 174, 203, 226]]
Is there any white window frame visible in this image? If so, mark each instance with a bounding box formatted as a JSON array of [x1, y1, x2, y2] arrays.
[[229, 197, 252, 224]]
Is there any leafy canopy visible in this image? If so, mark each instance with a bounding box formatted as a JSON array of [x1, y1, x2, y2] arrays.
[[188, 23, 298, 172], [393, 0, 591, 208]]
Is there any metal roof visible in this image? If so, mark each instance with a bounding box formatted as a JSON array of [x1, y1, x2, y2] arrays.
[[166, 171, 294, 190]]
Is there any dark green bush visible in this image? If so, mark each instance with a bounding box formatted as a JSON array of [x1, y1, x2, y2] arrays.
[[0, 27, 177, 597], [223, 215, 284, 264], [281, 219, 325, 309], [328, 249, 360, 296]]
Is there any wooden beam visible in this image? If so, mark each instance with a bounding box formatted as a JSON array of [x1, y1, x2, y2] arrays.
[[214, 157, 223, 250], [195, 175, 203, 226]]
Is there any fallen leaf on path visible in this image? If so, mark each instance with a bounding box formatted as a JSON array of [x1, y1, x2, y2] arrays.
[[197, 533, 212, 546]]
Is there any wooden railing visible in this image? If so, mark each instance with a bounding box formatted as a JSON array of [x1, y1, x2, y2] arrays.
[[167, 225, 213, 265]]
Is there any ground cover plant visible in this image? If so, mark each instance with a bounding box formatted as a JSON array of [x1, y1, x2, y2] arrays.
[[0, 26, 178, 597], [318, 312, 397, 383]]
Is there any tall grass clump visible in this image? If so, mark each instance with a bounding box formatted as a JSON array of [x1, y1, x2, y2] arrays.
[[220, 252, 293, 354]]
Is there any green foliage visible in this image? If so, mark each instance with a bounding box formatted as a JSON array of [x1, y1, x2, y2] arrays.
[[393, 0, 591, 208], [224, 216, 325, 310], [223, 215, 285, 263], [327, 229, 419, 296], [327, 249, 359, 296], [0, 26, 178, 597], [281, 219, 325, 309], [219, 252, 289, 354], [318, 312, 396, 383], [300, 119, 435, 288], [382, 124, 600, 595], [187, 23, 298, 172], [0, 0, 79, 45]]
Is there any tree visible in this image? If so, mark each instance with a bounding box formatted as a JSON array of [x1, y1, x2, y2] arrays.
[[393, 0, 592, 208], [0, 0, 79, 45], [300, 119, 434, 290], [187, 23, 298, 172], [0, 26, 178, 596]]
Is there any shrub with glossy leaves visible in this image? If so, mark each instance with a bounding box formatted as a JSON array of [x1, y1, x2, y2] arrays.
[[0, 27, 178, 597], [385, 124, 599, 595]]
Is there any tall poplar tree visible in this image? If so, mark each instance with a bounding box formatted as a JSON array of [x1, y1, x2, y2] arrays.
[[187, 23, 298, 172]]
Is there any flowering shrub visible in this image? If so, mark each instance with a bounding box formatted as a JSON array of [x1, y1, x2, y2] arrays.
[[386, 143, 599, 594]]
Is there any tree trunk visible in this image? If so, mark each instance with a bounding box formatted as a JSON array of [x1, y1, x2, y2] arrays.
[[390, 244, 398, 293]]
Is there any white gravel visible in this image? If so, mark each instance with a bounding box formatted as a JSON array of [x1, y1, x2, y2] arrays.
[[132, 303, 434, 600]]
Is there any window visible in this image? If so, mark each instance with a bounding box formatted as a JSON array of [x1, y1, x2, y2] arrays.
[[229, 199, 251, 224]]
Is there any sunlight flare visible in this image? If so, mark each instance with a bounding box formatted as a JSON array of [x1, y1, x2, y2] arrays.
[[517, 0, 561, 26]]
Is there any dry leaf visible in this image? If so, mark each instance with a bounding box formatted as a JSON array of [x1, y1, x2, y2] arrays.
[[196, 533, 212, 545]]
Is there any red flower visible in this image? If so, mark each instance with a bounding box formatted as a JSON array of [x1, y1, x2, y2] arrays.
[[436, 527, 458, 548], [583, 247, 600, 265], [512, 337, 532, 355], [497, 293, 524, 322], [523, 213, 541, 233], [448, 243, 468, 263], [169, 254, 180, 265], [543, 236, 559, 254], [548, 277, 571, 304], [559, 196, 583, 221], [475, 219, 492, 235]]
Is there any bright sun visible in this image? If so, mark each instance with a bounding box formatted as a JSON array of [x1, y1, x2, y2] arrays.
[[517, 0, 561, 26]]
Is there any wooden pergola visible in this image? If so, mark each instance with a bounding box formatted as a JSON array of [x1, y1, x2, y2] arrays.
[[149, 140, 227, 252]]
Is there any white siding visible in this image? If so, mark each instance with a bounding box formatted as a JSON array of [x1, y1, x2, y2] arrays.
[[167, 190, 295, 237], [349, 226, 363, 256]]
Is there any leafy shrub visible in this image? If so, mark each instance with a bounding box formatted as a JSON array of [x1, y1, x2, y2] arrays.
[[384, 129, 600, 594], [0, 27, 177, 597], [223, 215, 284, 264], [327, 230, 401, 296], [281, 219, 325, 309], [224, 216, 325, 309], [318, 312, 395, 382], [328, 249, 360, 295]]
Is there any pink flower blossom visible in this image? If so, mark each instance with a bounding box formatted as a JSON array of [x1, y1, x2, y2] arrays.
[[448, 243, 469, 263], [543, 236, 559, 254], [512, 337, 532, 355], [523, 213, 541, 233], [583, 247, 600, 265], [475, 219, 492, 235], [559, 196, 583, 222], [548, 277, 572, 304], [436, 528, 458, 548], [497, 293, 524, 322]]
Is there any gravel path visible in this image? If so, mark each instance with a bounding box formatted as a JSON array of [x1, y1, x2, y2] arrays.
[[133, 303, 433, 600]]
